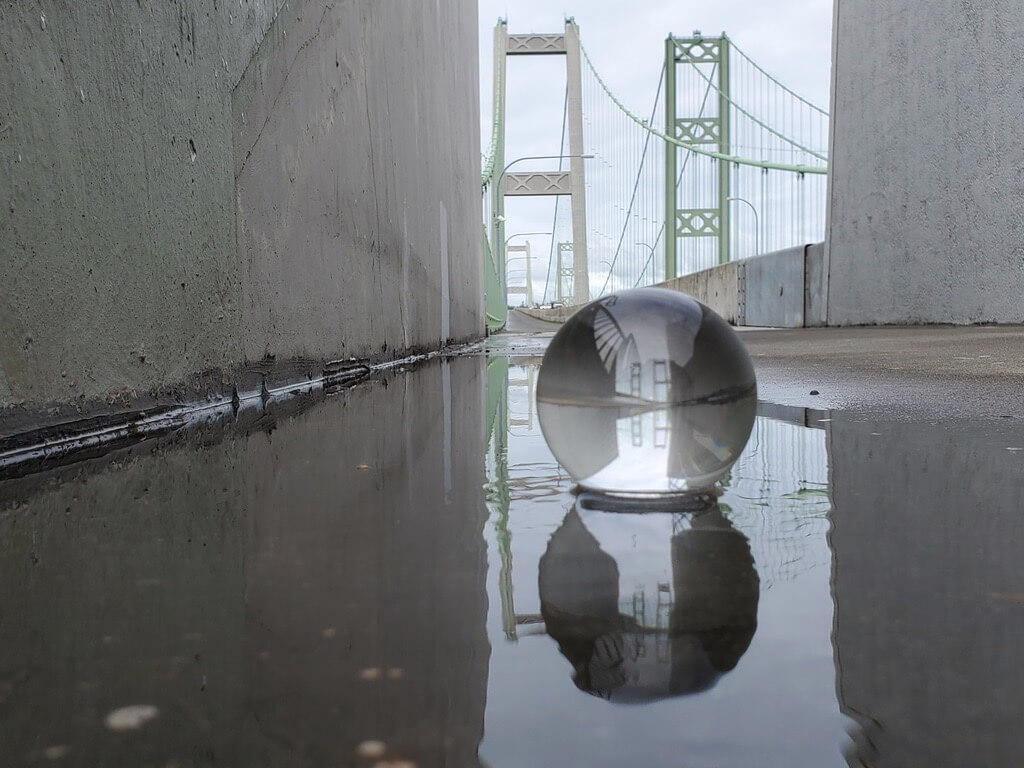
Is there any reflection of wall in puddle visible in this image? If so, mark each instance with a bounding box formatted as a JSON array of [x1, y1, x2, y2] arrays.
[[242, 356, 489, 766], [0, 434, 248, 764], [0, 357, 489, 766], [829, 419, 1024, 767]]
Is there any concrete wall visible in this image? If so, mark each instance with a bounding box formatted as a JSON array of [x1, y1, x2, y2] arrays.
[[663, 262, 740, 325], [660, 244, 825, 328], [520, 243, 826, 329], [826, 1, 1024, 325], [741, 247, 804, 327], [0, 1, 481, 421]]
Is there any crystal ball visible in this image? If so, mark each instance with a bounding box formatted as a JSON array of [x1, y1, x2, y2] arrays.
[[536, 288, 756, 495]]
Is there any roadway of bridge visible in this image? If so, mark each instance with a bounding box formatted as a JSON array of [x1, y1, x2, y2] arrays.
[[500, 311, 1024, 421]]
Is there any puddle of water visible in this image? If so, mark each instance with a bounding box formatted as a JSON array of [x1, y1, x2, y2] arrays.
[[484, 359, 845, 767], [1, 349, 1024, 766], [485, 354, 1024, 768], [0, 358, 489, 767]]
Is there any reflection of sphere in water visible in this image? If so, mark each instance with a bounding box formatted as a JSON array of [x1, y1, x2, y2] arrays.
[[537, 288, 757, 495], [539, 501, 759, 703]]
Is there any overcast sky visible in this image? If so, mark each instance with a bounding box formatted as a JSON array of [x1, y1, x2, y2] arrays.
[[477, 0, 835, 304]]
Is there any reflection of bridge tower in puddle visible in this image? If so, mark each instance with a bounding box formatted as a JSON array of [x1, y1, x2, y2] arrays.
[[630, 576, 674, 665], [507, 366, 536, 432]]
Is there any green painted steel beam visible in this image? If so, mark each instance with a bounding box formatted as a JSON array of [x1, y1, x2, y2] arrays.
[[485, 22, 508, 331], [578, 34, 827, 175], [483, 226, 507, 332], [664, 35, 677, 280], [717, 35, 730, 266]]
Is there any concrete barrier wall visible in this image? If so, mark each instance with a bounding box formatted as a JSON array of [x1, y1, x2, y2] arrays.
[[0, 1, 481, 421], [804, 242, 827, 327], [826, 1, 1024, 325], [663, 262, 740, 325], [520, 243, 826, 328], [740, 246, 805, 327], [664, 244, 825, 328]]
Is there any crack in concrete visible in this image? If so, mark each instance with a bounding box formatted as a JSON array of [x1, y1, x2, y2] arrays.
[[237, 3, 334, 179]]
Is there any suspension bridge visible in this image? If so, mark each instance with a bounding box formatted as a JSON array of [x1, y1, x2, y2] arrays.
[[481, 19, 830, 331]]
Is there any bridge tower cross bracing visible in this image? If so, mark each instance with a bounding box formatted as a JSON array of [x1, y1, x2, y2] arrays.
[[555, 241, 574, 303], [664, 33, 731, 279], [493, 20, 590, 306]]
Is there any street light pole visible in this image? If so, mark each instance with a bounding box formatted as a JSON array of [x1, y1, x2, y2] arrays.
[[727, 196, 760, 258], [635, 241, 658, 286]]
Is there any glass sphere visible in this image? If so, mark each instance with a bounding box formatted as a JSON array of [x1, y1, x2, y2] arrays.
[[536, 288, 756, 495]]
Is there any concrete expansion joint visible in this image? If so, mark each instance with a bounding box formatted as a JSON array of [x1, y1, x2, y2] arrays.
[[736, 261, 747, 326]]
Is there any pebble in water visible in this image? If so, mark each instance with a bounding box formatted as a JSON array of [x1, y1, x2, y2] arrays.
[[356, 740, 387, 758], [537, 288, 757, 495], [104, 704, 159, 732]]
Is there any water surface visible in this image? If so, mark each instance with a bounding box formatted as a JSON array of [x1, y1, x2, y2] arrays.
[[2, 344, 1024, 767]]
